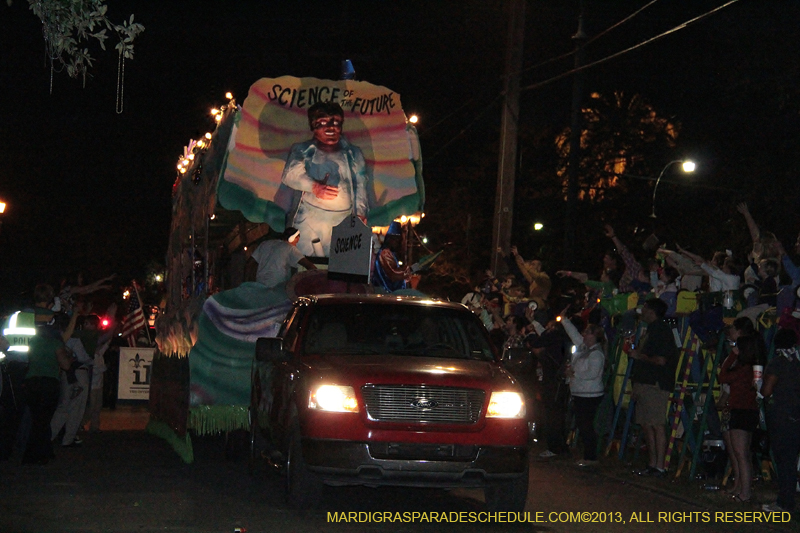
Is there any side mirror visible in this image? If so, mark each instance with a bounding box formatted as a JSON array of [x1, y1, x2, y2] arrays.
[[256, 337, 286, 362]]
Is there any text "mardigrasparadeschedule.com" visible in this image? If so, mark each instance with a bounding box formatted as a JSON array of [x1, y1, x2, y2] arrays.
[[327, 510, 792, 525]]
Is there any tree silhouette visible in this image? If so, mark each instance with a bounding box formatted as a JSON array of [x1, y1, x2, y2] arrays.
[[555, 91, 679, 203]]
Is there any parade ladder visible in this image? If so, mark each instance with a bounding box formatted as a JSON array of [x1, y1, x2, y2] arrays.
[[663, 327, 700, 472], [604, 321, 645, 459]]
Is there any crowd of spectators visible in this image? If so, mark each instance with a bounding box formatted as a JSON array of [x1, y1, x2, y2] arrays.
[[0, 274, 118, 464], [461, 204, 800, 513]]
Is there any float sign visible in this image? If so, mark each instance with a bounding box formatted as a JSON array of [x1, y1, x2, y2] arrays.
[[328, 215, 372, 283], [118, 347, 154, 401]]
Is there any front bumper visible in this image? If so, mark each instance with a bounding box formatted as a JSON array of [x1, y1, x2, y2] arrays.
[[303, 438, 528, 488]]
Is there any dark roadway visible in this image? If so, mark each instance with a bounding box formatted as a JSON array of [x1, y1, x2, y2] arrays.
[[1, 408, 798, 533]]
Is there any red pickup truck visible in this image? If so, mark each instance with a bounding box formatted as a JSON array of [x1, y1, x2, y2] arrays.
[[251, 293, 529, 511]]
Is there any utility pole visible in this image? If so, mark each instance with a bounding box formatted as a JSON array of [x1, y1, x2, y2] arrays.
[[563, 2, 586, 268], [491, 0, 526, 274]]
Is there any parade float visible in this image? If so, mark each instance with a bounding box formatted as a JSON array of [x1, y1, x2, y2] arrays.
[[148, 73, 425, 461]]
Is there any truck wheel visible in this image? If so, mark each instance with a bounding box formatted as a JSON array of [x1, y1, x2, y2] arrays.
[[286, 423, 323, 509], [484, 465, 529, 512]]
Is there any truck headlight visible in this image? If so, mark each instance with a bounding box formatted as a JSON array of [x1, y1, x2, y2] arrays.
[[486, 391, 525, 418], [309, 385, 359, 413]]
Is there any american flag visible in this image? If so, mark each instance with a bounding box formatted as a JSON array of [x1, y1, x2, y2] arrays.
[[121, 282, 146, 346]]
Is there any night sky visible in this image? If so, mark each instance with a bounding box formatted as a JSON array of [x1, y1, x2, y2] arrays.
[[1, 1, 798, 311]]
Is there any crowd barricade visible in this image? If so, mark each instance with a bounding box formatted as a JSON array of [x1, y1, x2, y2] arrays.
[[596, 296, 781, 480], [599, 292, 638, 316], [675, 290, 698, 314]]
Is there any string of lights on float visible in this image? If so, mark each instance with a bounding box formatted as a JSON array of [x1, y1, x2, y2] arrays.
[[174, 92, 236, 189]]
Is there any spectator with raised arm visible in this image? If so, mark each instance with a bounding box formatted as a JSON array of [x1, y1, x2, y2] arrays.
[[510, 246, 551, 310], [650, 265, 680, 317], [556, 269, 618, 299], [604, 225, 651, 294], [560, 308, 606, 467], [657, 247, 704, 292], [56, 272, 116, 316], [736, 202, 781, 263], [677, 245, 741, 292], [496, 246, 526, 289]]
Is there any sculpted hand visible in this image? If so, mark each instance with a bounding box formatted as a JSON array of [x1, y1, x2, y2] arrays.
[[312, 181, 339, 200]]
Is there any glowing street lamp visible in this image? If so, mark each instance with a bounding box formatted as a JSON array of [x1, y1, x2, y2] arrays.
[[650, 160, 696, 218]]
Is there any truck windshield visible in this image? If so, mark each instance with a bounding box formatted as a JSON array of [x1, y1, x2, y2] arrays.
[[302, 303, 496, 361]]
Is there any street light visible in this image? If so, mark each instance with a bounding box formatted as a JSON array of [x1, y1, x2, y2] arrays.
[[650, 160, 696, 218]]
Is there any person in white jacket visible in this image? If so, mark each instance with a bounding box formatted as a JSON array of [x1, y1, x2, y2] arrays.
[[561, 311, 607, 466]]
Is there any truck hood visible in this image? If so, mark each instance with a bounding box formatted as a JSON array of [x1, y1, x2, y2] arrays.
[[303, 354, 520, 390]]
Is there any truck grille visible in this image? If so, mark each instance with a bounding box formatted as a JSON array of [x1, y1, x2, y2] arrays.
[[361, 385, 485, 424]]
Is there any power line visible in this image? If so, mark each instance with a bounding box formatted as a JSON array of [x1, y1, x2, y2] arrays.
[[417, 96, 483, 138], [426, 3, 662, 141], [428, 94, 502, 161], [427, 1, 740, 162], [427, 1, 663, 151], [520, 0, 741, 93], [517, 0, 662, 76], [584, 0, 662, 47]]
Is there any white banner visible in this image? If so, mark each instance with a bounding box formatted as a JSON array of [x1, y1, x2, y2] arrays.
[[118, 347, 154, 401]]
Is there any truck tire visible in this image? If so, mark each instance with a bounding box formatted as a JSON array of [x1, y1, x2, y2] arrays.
[[286, 423, 323, 509], [484, 465, 529, 512]]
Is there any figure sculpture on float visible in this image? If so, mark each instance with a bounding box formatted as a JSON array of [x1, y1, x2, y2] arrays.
[[280, 101, 370, 257]]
